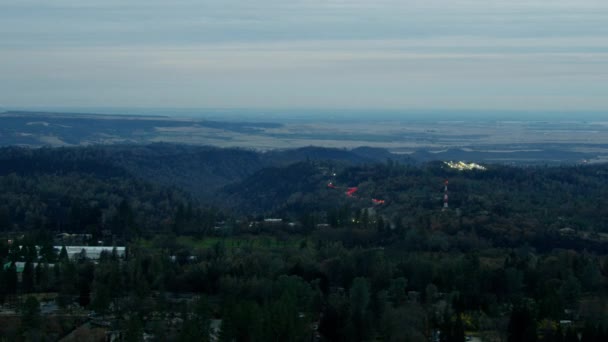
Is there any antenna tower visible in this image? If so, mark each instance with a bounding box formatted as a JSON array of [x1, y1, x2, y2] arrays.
[[443, 179, 449, 211]]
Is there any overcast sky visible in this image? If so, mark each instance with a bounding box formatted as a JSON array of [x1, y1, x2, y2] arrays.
[[1, 0, 607, 111]]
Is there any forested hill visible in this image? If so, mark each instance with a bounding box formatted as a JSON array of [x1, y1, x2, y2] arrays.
[[0, 144, 407, 197], [221, 159, 608, 223], [218, 159, 608, 252], [1, 144, 608, 253], [0, 163, 203, 239], [0, 144, 408, 238], [221, 162, 334, 214], [0, 144, 263, 196], [262, 146, 407, 166], [3, 144, 608, 341]]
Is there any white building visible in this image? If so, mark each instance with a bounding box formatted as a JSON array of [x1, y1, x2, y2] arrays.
[[54, 246, 126, 260]]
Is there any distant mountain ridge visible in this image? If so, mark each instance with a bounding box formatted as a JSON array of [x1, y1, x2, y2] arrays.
[[262, 146, 411, 166]]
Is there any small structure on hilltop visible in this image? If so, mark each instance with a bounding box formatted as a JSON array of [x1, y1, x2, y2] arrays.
[[444, 161, 486, 171]]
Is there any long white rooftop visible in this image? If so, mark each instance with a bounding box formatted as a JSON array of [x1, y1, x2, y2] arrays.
[[54, 246, 126, 259]]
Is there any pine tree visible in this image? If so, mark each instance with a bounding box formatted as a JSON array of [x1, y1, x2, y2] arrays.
[[20, 296, 42, 340], [564, 328, 578, 342], [0, 267, 6, 303], [440, 313, 465, 342], [507, 305, 537, 342], [179, 296, 210, 342], [22, 261, 35, 293], [580, 322, 598, 342], [349, 277, 372, 341], [59, 246, 69, 262], [5, 262, 18, 295], [124, 315, 144, 342]]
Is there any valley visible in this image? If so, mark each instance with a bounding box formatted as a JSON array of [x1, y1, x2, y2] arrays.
[[2, 110, 608, 164]]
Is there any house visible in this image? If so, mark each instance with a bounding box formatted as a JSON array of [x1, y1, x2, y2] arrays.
[[54, 233, 93, 245], [559, 227, 576, 236]]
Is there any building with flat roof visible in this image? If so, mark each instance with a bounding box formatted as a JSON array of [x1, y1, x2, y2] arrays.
[[54, 246, 126, 260]]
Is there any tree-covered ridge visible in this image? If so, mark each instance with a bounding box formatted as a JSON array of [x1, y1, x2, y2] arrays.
[[1, 144, 608, 341], [0, 144, 265, 196], [0, 172, 222, 239], [0, 146, 227, 239], [219, 160, 608, 248], [0, 144, 406, 200]]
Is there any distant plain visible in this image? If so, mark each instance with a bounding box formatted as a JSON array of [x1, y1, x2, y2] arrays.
[[1, 109, 607, 164]]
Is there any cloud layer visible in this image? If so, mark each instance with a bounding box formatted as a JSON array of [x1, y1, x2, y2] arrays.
[[1, 0, 607, 111]]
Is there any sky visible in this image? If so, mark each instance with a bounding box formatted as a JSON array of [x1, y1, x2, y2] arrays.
[[1, 0, 607, 112]]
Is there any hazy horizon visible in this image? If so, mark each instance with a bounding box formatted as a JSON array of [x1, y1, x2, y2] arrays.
[[2, 106, 606, 123], [1, 0, 607, 112]]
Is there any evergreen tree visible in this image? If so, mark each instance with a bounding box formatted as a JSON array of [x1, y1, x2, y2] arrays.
[[59, 246, 69, 262], [564, 328, 578, 342], [23, 243, 37, 263], [440, 312, 465, 342], [388, 277, 408, 306], [349, 277, 372, 341], [319, 292, 350, 341], [179, 296, 210, 342], [20, 296, 42, 340], [35, 262, 50, 292], [219, 301, 263, 342], [0, 206, 11, 231], [0, 267, 6, 303], [580, 322, 598, 342], [57, 261, 77, 308], [265, 292, 307, 341], [124, 315, 144, 342], [361, 209, 369, 229], [76, 261, 94, 307], [5, 262, 18, 295], [22, 261, 35, 293], [452, 315, 465, 342], [90, 281, 111, 314], [38, 241, 57, 263], [376, 215, 385, 233], [9, 243, 22, 262], [559, 275, 582, 309], [507, 305, 537, 342]]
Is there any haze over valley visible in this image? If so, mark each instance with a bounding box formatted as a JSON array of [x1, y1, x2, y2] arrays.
[[2, 109, 607, 165]]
